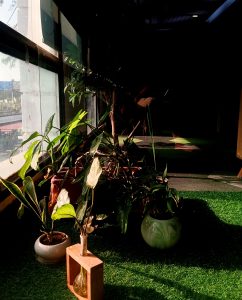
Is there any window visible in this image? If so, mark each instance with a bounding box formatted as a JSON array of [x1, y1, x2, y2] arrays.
[[0, 0, 58, 56], [0, 51, 59, 179], [0, 0, 84, 180]]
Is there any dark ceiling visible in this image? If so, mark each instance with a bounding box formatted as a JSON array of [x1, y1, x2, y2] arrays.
[[54, 0, 241, 34], [54, 0, 242, 88]]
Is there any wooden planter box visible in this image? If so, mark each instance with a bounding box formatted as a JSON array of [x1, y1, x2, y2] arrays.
[[66, 244, 103, 300]]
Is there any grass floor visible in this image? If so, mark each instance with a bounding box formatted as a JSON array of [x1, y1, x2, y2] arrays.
[[0, 191, 241, 299]]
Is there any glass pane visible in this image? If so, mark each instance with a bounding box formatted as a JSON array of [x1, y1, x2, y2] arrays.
[[0, 0, 58, 56], [61, 12, 82, 64], [0, 51, 59, 178], [61, 12, 86, 124]]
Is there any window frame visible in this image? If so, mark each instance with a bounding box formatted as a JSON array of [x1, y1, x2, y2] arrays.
[[0, 13, 64, 188], [0, 1, 89, 208], [0, 21, 60, 74]]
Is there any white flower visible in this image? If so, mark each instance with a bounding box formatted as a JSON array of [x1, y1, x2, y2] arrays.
[[86, 157, 102, 189]]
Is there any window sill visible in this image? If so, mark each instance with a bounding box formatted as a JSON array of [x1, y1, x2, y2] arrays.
[[0, 152, 25, 180]]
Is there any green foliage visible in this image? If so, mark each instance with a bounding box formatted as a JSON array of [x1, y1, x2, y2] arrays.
[[52, 203, 76, 220], [10, 109, 88, 181], [137, 167, 183, 219], [139, 105, 182, 220], [0, 176, 52, 234], [73, 129, 145, 234], [51, 188, 100, 235], [64, 56, 95, 107]]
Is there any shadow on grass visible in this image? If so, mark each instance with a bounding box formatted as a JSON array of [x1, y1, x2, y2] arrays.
[[176, 198, 242, 269], [0, 197, 240, 299], [89, 198, 242, 270], [104, 284, 164, 300], [104, 272, 220, 300]]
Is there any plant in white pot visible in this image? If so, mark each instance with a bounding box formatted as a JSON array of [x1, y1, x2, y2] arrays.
[[140, 165, 183, 250], [0, 176, 71, 264]]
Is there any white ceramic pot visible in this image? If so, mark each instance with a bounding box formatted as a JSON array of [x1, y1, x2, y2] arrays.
[[141, 214, 181, 249], [34, 231, 71, 264]]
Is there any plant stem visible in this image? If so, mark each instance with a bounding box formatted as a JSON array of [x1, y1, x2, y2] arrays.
[[147, 106, 156, 170]]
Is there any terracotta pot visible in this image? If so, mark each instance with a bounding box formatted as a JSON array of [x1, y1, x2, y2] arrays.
[[141, 214, 181, 249], [34, 231, 71, 264]]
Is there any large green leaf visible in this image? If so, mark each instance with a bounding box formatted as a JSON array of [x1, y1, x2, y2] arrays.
[[118, 204, 132, 235], [62, 109, 87, 131], [97, 108, 110, 126], [0, 178, 28, 207], [10, 131, 41, 162], [79, 165, 91, 196], [163, 164, 168, 179], [51, 204, 76, 220], [39, 198, 47, 227], [30, 150, 40, 171], [67, 111, 87, 133], [21, 131, 40, 145], [9, 131, 40, 162], [167, 197, 177, 214], [19, 141, 41, 179], [90, 132, 104, 155], [17, 203, 25, 219], [23, 176, 39, 207], [22, 176, 44, 222], [0, 177, 44, 225], [44, 114, 55, 136], [151, 184, 166, 193], [59, 110, 87, 155], [75, 197, 88, 224], [23, 140, 40, 160], [47, 132, 65, 151], [61, 135, 77, 155]]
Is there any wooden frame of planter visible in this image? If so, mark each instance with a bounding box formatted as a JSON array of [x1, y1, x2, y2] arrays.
[[66, 244, 104, 300]]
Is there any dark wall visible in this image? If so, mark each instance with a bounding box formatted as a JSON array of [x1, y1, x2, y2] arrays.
[[56, 0, 242, 147], [89, 21, 241, 143]]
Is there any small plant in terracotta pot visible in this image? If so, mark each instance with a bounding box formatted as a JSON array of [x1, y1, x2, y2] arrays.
[[51, 187, 101, 297]]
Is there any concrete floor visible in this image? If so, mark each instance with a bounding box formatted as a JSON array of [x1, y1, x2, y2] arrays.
[[168, 172, 242, 192], [134, 135, 242, 192]]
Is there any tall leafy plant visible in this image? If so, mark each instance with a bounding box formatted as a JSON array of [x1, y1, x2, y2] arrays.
[[0, 176, 55, 242], [10, 109, 88, 182]]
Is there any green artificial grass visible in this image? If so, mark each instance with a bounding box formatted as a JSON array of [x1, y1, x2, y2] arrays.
[[0, 191, 241, 299]]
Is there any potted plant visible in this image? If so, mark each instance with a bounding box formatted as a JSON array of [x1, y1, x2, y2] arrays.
[[71, 124, 145, 235], [140, 165, 183, 249], [0, 176, 71, 264], [58, 55, 145, 235], [51, 186, 101, 298], [10, 109, 88, 213]]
